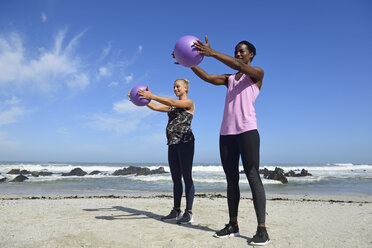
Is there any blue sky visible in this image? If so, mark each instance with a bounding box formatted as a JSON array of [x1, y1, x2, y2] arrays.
[[0, 0, 371, 164]]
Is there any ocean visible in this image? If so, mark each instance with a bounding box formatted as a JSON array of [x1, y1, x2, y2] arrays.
[[1, 161, 371, 196]]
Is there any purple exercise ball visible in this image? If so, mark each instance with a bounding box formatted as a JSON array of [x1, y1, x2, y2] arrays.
[[129, 85, 151, 106], [173, 35, 204, 67]]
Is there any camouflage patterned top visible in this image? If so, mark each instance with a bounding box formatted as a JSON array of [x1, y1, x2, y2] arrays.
[[166, 106, 194, 145]]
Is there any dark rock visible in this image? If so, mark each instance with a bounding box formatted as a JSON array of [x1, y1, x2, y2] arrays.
[[31, 172, 39, 177], [62, 168, 87, 176], [11, 175, 29, 182], [113, 166, 141, 176], [112, 169, 125, 176], [7, 169, 32, 175], [31, 171, 53, 177], [89, 170, 102, 175], [7, 169, 21, 174], [284, 169, 312, 177], [300, 169, 312, 176], [150, 167, 166, 174], [124, 166, 140, 175], [274, 167, 284, 174], [273, 171, 288, 184], [0, 177, 7, 183], [113, 166, 167, 176], [263, 167, 288, 184], [262, 168, 270, 178], [136, 167, 151, 176], [284, 170, 296, 177]]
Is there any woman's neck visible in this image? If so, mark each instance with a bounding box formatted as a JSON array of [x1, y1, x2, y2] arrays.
[[179, 94, 187, 100]]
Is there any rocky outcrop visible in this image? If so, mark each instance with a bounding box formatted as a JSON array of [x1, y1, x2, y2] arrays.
[[284, 169, 312, 177], [31, 171, 53, 177], [113, 166, 141, 176], [258, 167, 313, 183], [62, 168, 87, 176], [262, 167, 288, 184], [113, 166, 167, 176], [7, 169, 21, 174], [7, 169, 53, 177], [136, 167, 151, 176], [150, 167, 166, 174], [7, 169, 32, 175], [89, 170, 102, 175], [1, 165, 169, 185], [0, 176, 7, 183], [11, 175, 29, 182], [4, 165, 167, 181]]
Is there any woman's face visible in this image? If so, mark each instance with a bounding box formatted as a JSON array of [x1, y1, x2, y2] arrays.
[[174, 81, 188, 97], [234, 44, 253, 64]]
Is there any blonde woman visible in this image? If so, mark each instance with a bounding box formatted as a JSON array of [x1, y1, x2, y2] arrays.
[[137, 79, 195, 224]]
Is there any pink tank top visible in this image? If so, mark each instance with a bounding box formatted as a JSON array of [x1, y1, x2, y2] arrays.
[[220, 73, 259, 135]]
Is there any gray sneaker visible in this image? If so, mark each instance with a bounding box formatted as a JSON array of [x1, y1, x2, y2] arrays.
[[161, 209, 182, 221], [177, 210, 194, 224]]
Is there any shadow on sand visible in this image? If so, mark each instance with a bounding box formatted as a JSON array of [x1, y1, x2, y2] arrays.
[[83, 205, 250, 241]]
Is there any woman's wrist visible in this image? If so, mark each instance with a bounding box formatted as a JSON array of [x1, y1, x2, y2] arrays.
[[211, 49, 219, 58]]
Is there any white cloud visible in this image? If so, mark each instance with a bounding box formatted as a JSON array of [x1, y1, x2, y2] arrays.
[[108, 81, 119, 87], [41, 13, 47, 23], [67, 73, 89, 91], [84, 98, 153, 136], [84, 113, 140, 136], [124, 73, 133, 83], [0, 30, 89, 94], [95, 43, 142, 87], [0, 106, 24, 125], [0, 97, 25, 125], [0, 30, 144, 97], [2, 96, 21, 105], [113, 99, 145, 114], [98, 43, 112, 62], [0, 33, 24, 83], [63, 29, 86, 56], [99, 66, 111, 77]]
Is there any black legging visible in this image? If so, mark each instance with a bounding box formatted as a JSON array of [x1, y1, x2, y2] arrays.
[[219, 129, 266, 224], [168, 141, 195, 210]]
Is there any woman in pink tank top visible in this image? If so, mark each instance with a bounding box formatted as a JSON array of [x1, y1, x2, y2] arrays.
[[179, 37, 270, 246]]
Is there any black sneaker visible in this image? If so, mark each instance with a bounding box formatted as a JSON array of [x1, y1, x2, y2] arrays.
[[161, 209, 182, 221], [177, 210, 194, 224], [248, 226, 270, 246], [213, 222, 240, 238]]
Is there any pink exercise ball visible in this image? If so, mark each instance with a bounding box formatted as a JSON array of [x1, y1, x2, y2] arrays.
[[173, 35, 204, 67], [129, 85, 151, 106]]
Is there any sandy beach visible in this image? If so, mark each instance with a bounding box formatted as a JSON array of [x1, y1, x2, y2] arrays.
[[0, 193, 371, 248]]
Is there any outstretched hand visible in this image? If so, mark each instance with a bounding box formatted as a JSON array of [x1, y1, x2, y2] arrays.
[[127, 92, 132, 102], [171, 51, 180, 65], [137, 86, 152, 99], [194, 36, 214, 57]]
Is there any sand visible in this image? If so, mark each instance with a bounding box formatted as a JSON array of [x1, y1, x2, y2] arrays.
[[1, 193, 371, 248]]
